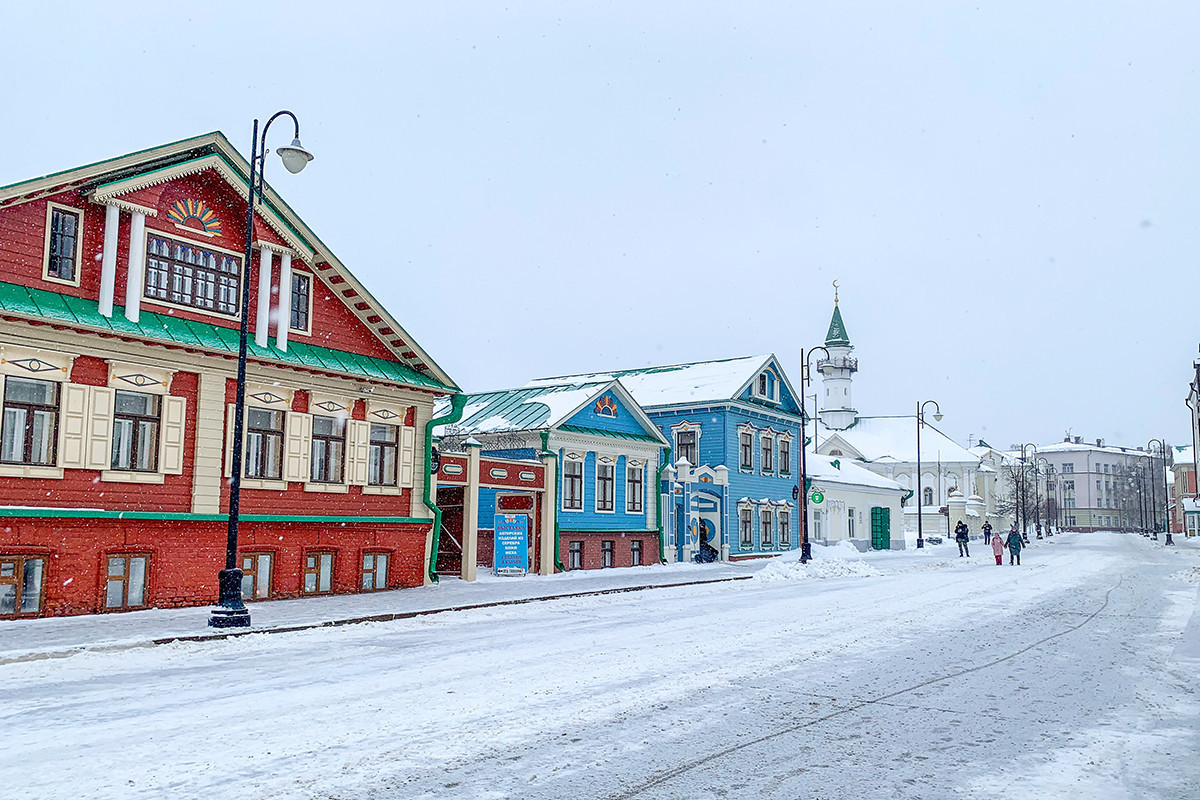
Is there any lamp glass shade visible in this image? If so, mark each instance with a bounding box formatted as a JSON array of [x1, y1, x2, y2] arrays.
[[277, 138, 314, 174], [933, 413, 943, 422]]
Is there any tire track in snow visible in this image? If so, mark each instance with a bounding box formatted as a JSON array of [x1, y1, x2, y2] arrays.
[[606, 575, 1126, 800]]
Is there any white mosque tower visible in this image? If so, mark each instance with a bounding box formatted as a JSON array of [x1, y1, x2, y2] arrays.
[[817, 287, 859, 431]]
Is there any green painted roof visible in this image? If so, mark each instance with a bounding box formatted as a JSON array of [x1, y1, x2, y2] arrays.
[[0, 281, 453, 392], [825, 304, 851, 347]]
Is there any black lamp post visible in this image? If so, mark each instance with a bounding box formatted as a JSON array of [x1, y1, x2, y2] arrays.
[[798, 345, 830, 563], [1038, 458, 1053, 536], [1148, 438, 1172, 544], [915, 400, 942, 549], [209, 112, 314, 629], [1020, 443, 1037, 541]]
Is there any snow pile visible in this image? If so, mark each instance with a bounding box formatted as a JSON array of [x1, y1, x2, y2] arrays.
[[1169, 566, 1200, 584], [756, 554, 883, 583]]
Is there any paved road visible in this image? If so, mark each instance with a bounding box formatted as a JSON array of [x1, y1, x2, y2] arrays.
[[3, 534, 1197, 799]]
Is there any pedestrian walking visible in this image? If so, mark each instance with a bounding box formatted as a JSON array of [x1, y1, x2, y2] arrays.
[[1006, 525, 1023, 565], [990, 527, 1005, 565], [955, 519, 970, 557]]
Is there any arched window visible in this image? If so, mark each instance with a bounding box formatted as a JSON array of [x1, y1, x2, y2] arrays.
[[923, 487, 934, 506]]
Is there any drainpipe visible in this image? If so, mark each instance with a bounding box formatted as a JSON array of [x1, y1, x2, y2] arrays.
[[541, 430, 567, 572], [656, 445, 672, 564], [423, 393, 466, 584]]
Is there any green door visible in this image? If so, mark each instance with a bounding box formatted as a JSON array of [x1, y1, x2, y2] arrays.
[[870, 507, 890, 550]]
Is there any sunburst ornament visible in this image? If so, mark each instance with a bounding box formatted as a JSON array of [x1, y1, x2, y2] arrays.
[[594, 395, 618, 418], [167, 199, 223, 237]]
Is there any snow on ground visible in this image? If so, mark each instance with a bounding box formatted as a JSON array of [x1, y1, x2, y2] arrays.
[[2, 533, 1197, 799]]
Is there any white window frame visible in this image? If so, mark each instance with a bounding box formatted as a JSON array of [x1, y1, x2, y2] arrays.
[[671, 421, 701, 466], [562, 455, 584, 512], [778, 435, 792, 476], [595, 458, 616, 513], [42, 202, 84, 288], [739, 504, 753, 547], [289, 270, 315, 336], [625, 462, 644, 513], [761, 507, 773, 547], [738, 425, 755, 472], [760, 430, 776, 474]]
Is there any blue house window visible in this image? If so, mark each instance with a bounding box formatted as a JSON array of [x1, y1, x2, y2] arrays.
[[563, 460, 583, 510], [597, 463, 615, 512], [626, 464, 644, 513], [739, 506, 753, 547], [761, 435, 774, 473], [761, 508, 773, 547], [779, 437, 791, 476], [676, 430, 697, 465], [780, 512, 790, 545], [739, 431, 753, 471]]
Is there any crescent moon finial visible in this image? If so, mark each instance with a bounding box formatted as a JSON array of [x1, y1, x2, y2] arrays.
[[832, 280, 839, 304]]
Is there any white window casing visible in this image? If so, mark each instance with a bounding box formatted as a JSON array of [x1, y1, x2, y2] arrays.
[[283, 411, 313, 483], [57, 383, 90, 469], [159, 395, 187, 475], [346, 420, 370, 485], [399, 425, 416, 488], [85, 386, 116, 470]]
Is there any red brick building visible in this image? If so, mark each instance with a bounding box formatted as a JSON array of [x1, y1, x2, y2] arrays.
[[0, 132, 459, 618]]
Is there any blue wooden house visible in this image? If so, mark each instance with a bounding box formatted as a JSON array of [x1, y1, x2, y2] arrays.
[[435, 380, 669, 571], [528, 355, 805, 561]]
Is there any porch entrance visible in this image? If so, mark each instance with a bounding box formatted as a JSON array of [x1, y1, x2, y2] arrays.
[[436, 486, 465, 575]]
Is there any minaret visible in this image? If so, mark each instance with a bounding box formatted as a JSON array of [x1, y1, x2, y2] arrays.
[[817, 286, 858, 430]]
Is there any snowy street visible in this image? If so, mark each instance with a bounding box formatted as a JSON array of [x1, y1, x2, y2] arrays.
[[3, 533, 1198, 800]]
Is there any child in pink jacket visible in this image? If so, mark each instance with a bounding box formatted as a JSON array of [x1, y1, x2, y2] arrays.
[[990, 527, 1005, 565]]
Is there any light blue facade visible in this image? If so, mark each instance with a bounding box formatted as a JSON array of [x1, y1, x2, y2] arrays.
[[644, 357, 805, 561]]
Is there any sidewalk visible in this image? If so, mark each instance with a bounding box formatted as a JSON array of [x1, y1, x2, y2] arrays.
[[0, 559, 765, 662]]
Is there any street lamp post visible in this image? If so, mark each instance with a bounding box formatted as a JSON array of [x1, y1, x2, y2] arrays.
[[915, 400, 943, 549], [209, 112, 314, 629], [1037, 457, 1053, 536], [1148, 438, 1173, 545], [1020, 443, 1037, 541], [798, 345, 830, 564]]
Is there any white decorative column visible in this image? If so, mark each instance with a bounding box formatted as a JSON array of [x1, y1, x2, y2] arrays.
[[124, 211, 146, 323], [255, 248, 274, 348], [276, 252, 292, 352], [539, 449, 557, 575], [462, 439, 481, 582], [98, 204, 120, 317]]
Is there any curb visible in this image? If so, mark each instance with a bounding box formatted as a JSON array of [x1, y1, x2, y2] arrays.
[[1, 574, 755, 666]]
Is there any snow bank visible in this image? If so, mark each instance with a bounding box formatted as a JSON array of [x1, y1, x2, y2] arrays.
[[1169, 566, 1200, 584], [756, 552, 883, 583]]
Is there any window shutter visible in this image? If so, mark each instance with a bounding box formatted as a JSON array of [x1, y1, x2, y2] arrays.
[[284, 411, 313, 483], [160, 396, 187, 475], [224, 404, 236, 477], [347, 420, 370, 485], [85, 387, 116, 470], [399, 425, 416, 488], [58, 383, 90, 469]]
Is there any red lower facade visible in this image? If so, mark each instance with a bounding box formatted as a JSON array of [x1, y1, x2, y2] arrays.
[[558, 531, 661, 571], [0, 515, 430, 618]]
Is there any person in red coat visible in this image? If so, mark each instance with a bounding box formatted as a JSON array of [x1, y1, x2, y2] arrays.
[[990, 525, 1005, 565]]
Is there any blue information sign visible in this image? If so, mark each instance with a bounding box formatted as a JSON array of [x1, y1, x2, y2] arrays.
[[494, 514, 529, 576]]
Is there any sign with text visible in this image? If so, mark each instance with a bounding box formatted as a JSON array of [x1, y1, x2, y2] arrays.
[[494, 513, 530, 576]]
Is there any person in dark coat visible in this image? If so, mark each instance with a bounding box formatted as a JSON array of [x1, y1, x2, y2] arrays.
[[1006, 525, 1023, 565], [955, 520, 970, 557]]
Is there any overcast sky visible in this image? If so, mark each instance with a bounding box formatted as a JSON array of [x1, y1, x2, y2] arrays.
[[2, 2, 1197, 451]]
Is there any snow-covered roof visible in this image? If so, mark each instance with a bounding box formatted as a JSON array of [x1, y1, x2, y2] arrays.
[[1172, 445, 1194, 468], [818, 416, 978, 465], [435, 382, 608, 435], [807, 453, 905, 492], [1034, 440, 1156, 459], [526, 355, 785, 409]]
